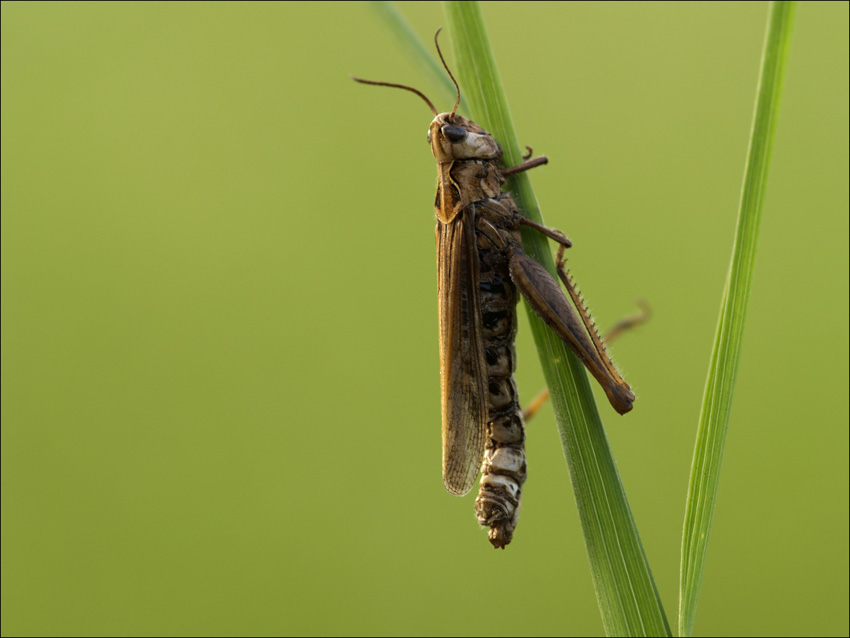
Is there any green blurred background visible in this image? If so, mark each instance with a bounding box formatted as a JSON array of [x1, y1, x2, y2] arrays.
[[2, 2, 847, 636]]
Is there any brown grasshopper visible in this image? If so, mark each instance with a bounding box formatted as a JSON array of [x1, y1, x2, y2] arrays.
[[353, 31, 634, 548]]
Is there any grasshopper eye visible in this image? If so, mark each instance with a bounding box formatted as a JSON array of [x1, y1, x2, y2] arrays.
[[441, 125, 468, 143]]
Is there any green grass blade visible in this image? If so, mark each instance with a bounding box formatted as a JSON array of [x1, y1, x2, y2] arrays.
[[678, 3, 796, 636], [443, 2, 669, 635]]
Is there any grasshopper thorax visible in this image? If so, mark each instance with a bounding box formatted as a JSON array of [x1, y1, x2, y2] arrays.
[[428, 113, 502, 163]]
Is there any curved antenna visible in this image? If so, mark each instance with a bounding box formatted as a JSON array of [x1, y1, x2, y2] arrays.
[[434, 28, 460, 119], [350, 76, 438, 117]]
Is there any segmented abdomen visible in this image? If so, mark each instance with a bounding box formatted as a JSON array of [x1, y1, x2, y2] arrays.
[[473, 196, 527, 549]]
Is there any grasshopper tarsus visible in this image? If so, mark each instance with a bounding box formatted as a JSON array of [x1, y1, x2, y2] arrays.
[[522, 145, 534, 160]]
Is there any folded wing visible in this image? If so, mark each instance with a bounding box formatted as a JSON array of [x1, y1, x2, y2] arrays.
[[437, 211, 489, 496]]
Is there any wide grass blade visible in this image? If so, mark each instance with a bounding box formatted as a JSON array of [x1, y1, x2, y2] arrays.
[[443, 2, 669, 635], [678, 3, 796, 637]]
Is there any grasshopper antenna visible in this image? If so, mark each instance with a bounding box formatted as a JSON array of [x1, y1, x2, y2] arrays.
[[433, 28, 460, 119], [351, 76, 438, 117]]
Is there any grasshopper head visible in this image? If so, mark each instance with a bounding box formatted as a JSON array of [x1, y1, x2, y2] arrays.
[[428, 113, 502, 163]]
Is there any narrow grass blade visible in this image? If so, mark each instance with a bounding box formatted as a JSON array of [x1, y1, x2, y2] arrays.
[[678, 3, 796, 636], [443, 2, 669, 635]]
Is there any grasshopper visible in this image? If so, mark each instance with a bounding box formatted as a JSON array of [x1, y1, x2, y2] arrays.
[[354, 31, 634, 548]]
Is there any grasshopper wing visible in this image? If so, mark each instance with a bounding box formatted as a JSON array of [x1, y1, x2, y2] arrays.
[[437, 211, 488, 496]]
